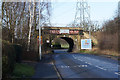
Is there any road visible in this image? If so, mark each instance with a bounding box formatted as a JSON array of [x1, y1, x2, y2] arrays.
[[53, 49, 120, 79]]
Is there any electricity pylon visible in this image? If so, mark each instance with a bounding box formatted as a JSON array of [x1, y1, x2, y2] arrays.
[[74, 0, 90, 31]]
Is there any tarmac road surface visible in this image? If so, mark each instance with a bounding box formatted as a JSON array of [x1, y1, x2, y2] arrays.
[[53, 49, 120, 79]]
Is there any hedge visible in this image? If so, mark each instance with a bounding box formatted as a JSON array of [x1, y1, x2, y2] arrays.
[[13, 44, 22, 63], [2, 40, 23, 77], [2, 41, 16, 77]]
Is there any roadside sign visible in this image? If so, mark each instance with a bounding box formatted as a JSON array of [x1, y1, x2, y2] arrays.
[[37, 36, 42, 44], [37, 36, 42, 39], [81, 39, 92, 49], [60, 29, 69, 34]]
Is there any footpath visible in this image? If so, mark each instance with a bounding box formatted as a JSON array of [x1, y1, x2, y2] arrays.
[[32, 54, 58, 79]]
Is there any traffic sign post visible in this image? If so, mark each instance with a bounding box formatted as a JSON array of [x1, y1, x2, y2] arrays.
[[37, 36, 42, 44]]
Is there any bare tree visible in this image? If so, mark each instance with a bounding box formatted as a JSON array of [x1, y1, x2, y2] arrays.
[[27, 0, 35, 51], [2, 1, 52, 51]]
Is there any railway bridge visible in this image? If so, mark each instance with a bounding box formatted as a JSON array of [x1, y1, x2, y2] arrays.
[[39, 27, 85, 52]]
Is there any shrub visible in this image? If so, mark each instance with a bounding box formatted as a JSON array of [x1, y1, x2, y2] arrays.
[[53, 44, 61, 49], [52, 43, 61, 49], [2, 40, 16, 77], [98, 33, 118, 51], [13, 44, 22, 63], [2, 40, 23, 77], [22, 51, 39, 61], [98, 16, 119, 52]]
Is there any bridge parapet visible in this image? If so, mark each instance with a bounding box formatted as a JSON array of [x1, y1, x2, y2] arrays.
[[42, 26, 83, 30], [42, 27, 84, 35]]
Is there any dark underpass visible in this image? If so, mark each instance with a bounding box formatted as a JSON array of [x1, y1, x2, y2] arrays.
[[60, 37, 74, 52]]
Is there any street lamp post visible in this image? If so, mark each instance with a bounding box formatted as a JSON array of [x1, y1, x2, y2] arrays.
[[39, 0, 42, 60]]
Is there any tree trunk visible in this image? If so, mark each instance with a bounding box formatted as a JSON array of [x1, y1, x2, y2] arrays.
[[27, 0, 35, 51]]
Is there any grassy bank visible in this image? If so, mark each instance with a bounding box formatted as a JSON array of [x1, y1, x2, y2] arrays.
[[79, 48, 119, 60]]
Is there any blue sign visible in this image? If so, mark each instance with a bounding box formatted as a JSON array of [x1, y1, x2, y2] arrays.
[[81, 39, 92, 49]]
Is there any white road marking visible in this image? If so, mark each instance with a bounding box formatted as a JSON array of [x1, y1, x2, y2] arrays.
[[101, 68, 107, 70], [84, 65, 88, 67], [115, 72, 120, 75], [95, 66, 107, 70], [95, 66, 99, 68], [72, 55, 120, 76], [85, 62, 88, 64], [61, 66, 64, 68], [60, 65, 89, 68], [87, 63, 92, 65], [61, 66, 70, 68], [67, 66, 70, 68]]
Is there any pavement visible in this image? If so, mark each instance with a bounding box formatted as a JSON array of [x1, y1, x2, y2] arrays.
[[32, 54, 58, 79], [53, 49, 120, 80]]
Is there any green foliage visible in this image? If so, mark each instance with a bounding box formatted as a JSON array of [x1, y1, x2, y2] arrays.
[[2, 40, 23, 77], [13, 63, 35, 77], [52, 42, 61, 49], [2, 40, 16, 77], [92, 41, 95, 47], [79, 50, 86, 53], [61, 44, 69, 49], [80, 49, 97, 54], [13, 44, 22, 63], [53, 44, 61, 49], [52, 42, 60, 45]]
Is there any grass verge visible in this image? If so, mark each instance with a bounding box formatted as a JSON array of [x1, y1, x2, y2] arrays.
[[79, 48, 119, 60], [80, 50, 98, 54], [13, 63, 35, 77]]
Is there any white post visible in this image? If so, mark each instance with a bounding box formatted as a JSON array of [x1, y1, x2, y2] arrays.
[[39, 0, 42, 60]]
